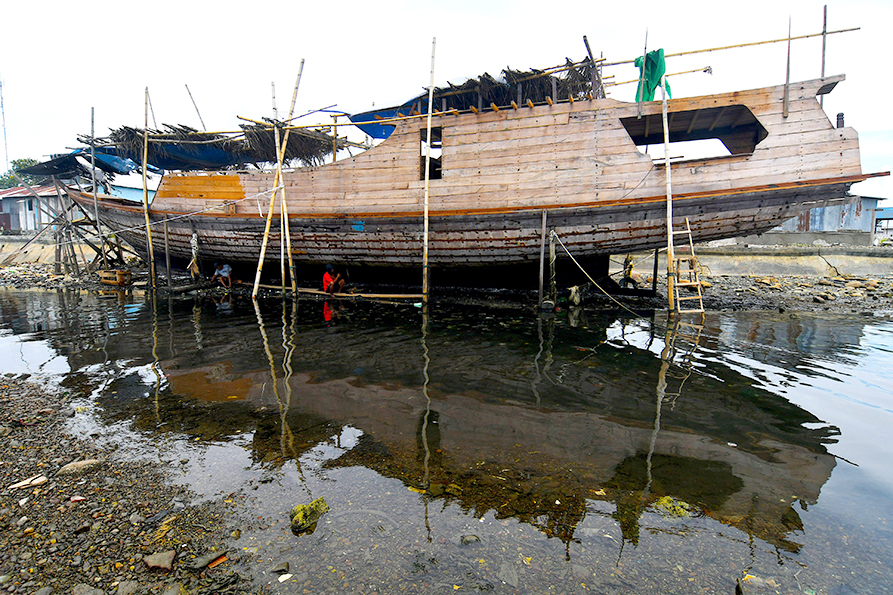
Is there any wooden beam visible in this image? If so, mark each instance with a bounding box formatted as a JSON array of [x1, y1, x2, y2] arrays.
[[708, 106, 727, 131]]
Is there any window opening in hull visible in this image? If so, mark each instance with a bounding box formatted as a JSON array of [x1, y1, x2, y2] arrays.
[[620, 104, 767, 161], [420, 127, 442, 180]]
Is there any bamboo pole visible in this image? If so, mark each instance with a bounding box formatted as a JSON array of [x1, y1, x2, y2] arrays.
[[422, 38, 436, 303], [637, 30, 647, 118], [661, 75, 675, 313], [821, 6, 827, 109], [784, 17, 792, 119], [142, 88, 156, 288], [90, 108, 108, 269], [282, 61, 304, 295], [602, 27, 859, 67], [185, 84, 207, 131], [272, 82, 286, 294]]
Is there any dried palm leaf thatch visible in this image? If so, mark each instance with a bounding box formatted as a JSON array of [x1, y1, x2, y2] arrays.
[[99, 123, 336, 171], [426, 58, 596, 111], [239, 124, 333, 167]]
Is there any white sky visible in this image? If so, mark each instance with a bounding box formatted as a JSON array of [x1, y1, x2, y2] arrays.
[[1, 0, 889, 199]]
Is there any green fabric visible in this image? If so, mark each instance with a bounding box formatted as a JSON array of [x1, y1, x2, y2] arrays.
[[634, 48, 671, 102]]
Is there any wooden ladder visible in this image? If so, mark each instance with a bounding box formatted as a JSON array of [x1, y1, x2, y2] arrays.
[[671, 218, 704, 314]]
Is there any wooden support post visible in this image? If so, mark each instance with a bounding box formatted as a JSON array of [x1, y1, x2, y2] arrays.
[[142, 88, 156, 288], [422, 38, 436, 304], [548, 232, 557, 305], [331, 114, 338, 162], [164, 220, 172, 288], [551, 78, 557, 104], [538, 210, 547, 308], [652, 248, 659, 294]]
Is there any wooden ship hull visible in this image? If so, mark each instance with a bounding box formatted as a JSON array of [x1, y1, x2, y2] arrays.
[[68, 75, 879, 269]]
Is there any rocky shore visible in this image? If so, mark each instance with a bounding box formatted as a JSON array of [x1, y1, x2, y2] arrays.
[[0, 377, 252, 595]]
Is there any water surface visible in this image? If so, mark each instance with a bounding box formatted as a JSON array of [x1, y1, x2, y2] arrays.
[[1, 289, 891, 593]]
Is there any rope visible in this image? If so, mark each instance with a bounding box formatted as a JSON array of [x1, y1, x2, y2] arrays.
[[549, 230, 647, 320]]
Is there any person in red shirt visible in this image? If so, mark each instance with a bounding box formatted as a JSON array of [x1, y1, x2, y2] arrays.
[[323, 264, 344, 294]]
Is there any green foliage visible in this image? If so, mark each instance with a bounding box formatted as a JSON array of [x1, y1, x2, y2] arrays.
[[0, 158, 46, 189]]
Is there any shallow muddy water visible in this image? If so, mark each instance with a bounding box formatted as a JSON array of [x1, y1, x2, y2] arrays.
[[1, 289, 892, 594]]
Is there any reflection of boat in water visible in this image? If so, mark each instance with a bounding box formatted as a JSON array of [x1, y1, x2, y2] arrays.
[[157, 306, 836, 552], [0, 289, 843, 552]]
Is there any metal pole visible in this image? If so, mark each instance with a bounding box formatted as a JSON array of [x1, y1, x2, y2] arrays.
[[661, 75, 675, 313], [422, 38, 436, 303]]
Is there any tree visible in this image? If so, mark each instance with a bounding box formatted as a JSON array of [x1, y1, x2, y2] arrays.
[[0, 158, 48, 189]]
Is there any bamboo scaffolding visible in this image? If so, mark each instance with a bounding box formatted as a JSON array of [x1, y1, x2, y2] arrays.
[[252, 63, 305, 298]]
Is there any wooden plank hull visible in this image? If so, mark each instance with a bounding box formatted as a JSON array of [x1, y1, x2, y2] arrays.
[[68, 75, 883, 268], [70, 179, 860, 268]]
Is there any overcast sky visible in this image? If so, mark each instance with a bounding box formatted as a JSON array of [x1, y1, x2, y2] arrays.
[[1, 0, 889, 199]]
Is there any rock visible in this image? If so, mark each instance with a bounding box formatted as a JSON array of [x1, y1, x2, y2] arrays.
[[116, 581, 139, 595], [813, 296, 826, 304], [144, 550, 176, 572], [34, 588, 53, 595], [496, 562, 519, 588], [160, 584, 185, 595], [289, 497, 329, 535], [128, 512, 145, 525], [185, 550, 225, 571], [70, 585, 103, 595], [845, 280, 863, 289], [8, 475, 47, 490], [271, 561, 289, 574], [459, 534, 481, 546], [57, 460, 103, 476]]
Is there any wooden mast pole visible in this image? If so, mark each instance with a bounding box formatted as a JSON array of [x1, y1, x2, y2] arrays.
[[422, 38, 436, 303], [661, 74, 675, 313], [142, 88, 156, 288]]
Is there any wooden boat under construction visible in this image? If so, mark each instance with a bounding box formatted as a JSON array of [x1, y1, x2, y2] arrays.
[[67, 72, 883, 272]]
